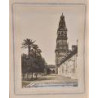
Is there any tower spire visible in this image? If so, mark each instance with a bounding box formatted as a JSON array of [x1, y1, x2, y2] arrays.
[[58, 13, 67, 31]]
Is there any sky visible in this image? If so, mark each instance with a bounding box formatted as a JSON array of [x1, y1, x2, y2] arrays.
[[13, 4, 85, 65]]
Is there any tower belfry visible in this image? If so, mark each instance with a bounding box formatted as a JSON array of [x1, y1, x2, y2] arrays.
[[55, 13, 69, 73]]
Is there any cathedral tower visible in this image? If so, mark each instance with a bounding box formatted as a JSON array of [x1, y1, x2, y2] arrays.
[[55, 13, 69, 73]]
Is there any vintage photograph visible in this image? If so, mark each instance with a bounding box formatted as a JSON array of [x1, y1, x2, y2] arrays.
[[21, 13, 78, 88], [12, 4, 85, 93]]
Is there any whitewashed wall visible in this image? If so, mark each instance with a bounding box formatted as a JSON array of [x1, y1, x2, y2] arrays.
[[58, 54, 77, 79]]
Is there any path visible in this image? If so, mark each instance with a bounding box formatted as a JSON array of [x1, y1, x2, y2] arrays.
[[25, 74, 78, 88]]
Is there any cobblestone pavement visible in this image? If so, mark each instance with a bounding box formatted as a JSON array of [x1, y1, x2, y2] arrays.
[[25, 74, 78, 88]]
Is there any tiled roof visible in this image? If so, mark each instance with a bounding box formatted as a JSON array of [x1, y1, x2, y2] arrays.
[[58, 47, 77, 67]]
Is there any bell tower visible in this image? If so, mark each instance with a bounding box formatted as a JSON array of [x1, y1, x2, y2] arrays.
[[55, 13, 69, 73]]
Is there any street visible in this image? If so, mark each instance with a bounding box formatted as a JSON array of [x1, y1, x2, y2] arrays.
[[24, 74, 78, 88]]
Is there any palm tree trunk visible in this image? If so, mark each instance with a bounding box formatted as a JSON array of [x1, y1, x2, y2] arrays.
[[28, 46, 31, 56], [35, 50, 36, 58], [35, 73, 38, 79], [32, 72, 33, 79], [27, 73, 29, 80]]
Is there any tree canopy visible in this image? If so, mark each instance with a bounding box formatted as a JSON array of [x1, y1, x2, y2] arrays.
[[21, 38, 47, 80]]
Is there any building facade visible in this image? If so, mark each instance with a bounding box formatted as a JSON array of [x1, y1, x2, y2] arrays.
[[58, 45, 78, 79], [55, 13, 78, 79]]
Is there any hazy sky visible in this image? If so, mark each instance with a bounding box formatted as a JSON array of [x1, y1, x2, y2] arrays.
[[13, 4, 85, 65]]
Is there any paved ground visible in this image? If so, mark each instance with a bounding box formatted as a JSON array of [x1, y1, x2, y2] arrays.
[[23, 74, 78, 88]]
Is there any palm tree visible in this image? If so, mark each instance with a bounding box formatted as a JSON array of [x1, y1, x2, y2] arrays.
[[32, 44, 38, 58], [22, 38, 35, 56]]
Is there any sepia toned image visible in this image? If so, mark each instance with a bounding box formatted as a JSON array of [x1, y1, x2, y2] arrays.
[[21, 13, 78, 88], [11, 3, 86, 95]]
